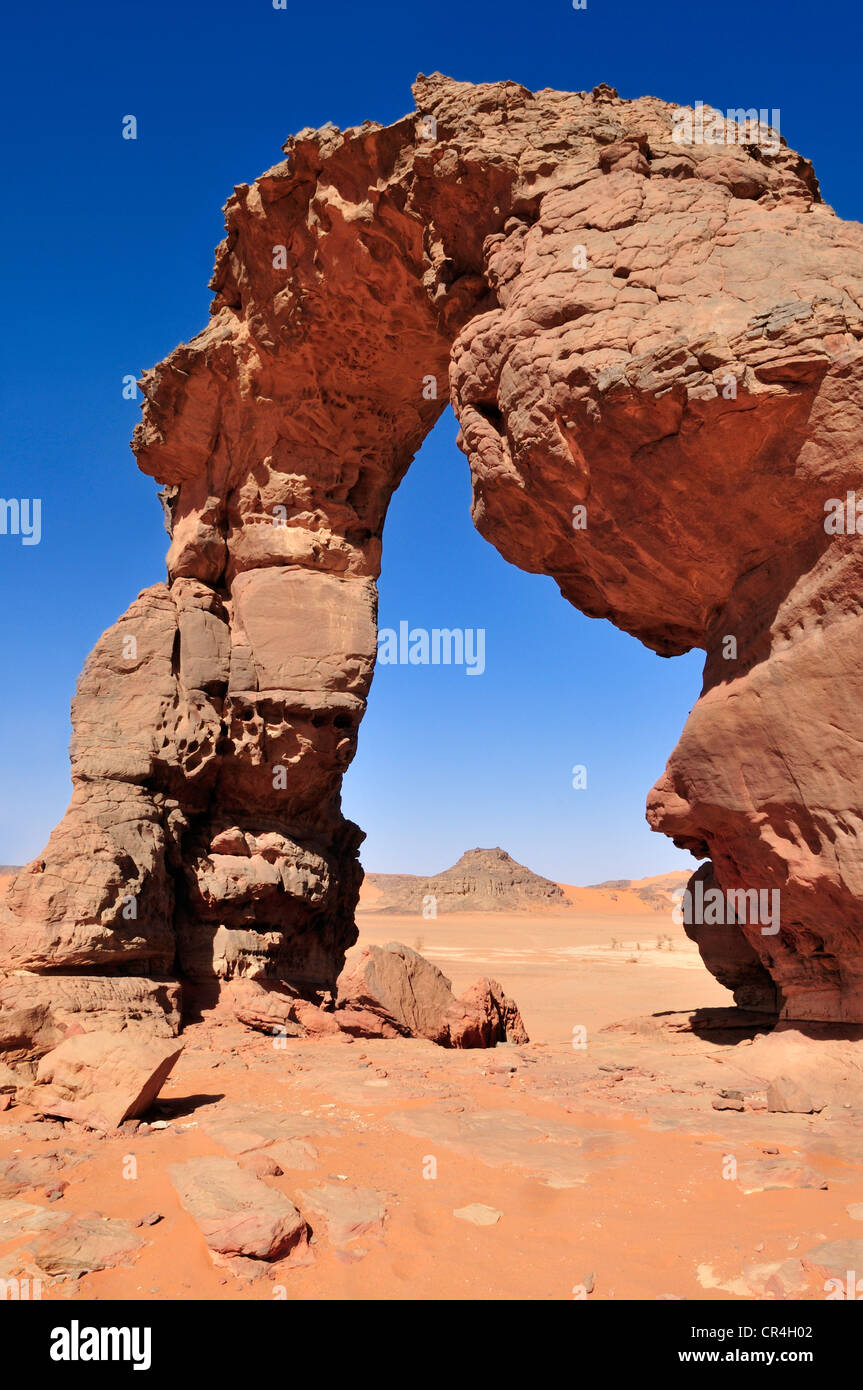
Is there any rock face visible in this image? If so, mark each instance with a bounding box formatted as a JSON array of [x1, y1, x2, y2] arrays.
[[0, 975, 182, 1066], [364, 847, 569, 913], [2, 73, 863, 1030]]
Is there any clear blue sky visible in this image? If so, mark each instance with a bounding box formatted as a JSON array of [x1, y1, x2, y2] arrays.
[[0, 0, 857, 881]]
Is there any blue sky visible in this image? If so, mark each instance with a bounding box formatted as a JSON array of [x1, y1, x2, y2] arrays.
[[0, 0, 856, 881]]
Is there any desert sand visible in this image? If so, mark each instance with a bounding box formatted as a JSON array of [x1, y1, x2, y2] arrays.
[[2, 873, 861, 1303]]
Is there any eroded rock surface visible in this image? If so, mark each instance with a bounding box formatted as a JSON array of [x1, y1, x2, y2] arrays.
[[2, 73, 863, 1033]]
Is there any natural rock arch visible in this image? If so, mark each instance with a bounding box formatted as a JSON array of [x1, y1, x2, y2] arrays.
[[3, 72, 863, 1051]]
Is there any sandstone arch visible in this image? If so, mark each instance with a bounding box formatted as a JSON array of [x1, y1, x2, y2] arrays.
[[3, 72, 863, 1050]]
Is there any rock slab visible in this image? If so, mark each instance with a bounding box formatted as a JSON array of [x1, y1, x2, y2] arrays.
[[21, 1032, 183, 1130], [168, 1156, 308, 1261]]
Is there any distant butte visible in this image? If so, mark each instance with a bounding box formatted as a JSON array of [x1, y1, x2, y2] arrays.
[[362, 847, 571, 914]]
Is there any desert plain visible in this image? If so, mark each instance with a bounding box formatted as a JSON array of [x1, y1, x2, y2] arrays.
[[1, 866, 861, 1303]]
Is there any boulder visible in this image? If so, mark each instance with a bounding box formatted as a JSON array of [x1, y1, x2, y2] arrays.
[[446, 978, 529, 1048], [20, 1032, 183, 1130], [336, 943, 454, 1043], [335, 943, 528, 1047], [224, 978, 304, 1037]]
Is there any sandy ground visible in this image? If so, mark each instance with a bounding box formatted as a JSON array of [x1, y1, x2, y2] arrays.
[[1, 886, 862, 1302], [357, 894, 722, 1040]]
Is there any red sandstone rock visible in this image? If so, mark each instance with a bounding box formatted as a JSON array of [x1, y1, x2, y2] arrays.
[[766, 1075, 825, 1114], [679, 864, 777, 1015], [168, 1156, 308, 1262], [238, 1151, 283, 1178], [295, 1182, 388, 1248], [446, 978, 529, 1048], [290, 998, 343, 1037], [0, 1200, 144, 1278], [21, 1032, 183, 1131], [336, 943, 527, 1046], [737, 1160, 828, 1194], [0, 1062, 22, 1094], [2, 73, 862, 1038], [223, 978, 304, 1037], [225, 976, 344, 1038], [0, 1150, 84, 1198], [336, 943, 454, 1044]]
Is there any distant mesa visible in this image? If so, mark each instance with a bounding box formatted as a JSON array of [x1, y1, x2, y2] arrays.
[[361, 848, 571, 914]]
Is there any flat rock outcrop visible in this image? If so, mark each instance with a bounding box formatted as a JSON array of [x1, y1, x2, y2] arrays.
[[0, 1201, 145, 1279], [295, 1183, 388, 1248], [2, 73, 863, 1032], [363, 847, 569, 913]]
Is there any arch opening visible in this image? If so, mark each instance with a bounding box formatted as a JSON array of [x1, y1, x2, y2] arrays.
[[3, 73, 863, 1055]]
